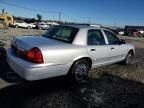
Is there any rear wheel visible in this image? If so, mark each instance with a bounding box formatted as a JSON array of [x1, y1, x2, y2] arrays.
[[69, 59, 90, 82], [38, 27, 42, 30], [15, 25, 18, 28], [2, 70, 22, 83], [27, 26, 31, 29]]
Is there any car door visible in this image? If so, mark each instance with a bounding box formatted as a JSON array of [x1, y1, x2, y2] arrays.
[[103, 30, 127, 62], [87, 29, 111, 68]]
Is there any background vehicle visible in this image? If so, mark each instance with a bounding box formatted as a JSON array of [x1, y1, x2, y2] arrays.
[[36, 23, 50, 30], [125, 25, 144, 37], [0, 12, 14, 28], [14, 22, 36, 29], [118, 31, 124, 35], [7, 25, 135, 81]]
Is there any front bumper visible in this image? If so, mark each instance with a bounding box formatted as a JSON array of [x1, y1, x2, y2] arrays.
[[6, 49, 69, 81]]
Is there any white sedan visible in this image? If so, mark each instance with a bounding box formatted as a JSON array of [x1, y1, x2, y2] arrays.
[[7, 25, 135, 81], [14, 22, 36, 29]]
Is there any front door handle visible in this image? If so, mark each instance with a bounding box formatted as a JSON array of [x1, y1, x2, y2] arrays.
[[90, 49, 96, 51], [111, 47, 115, 50]]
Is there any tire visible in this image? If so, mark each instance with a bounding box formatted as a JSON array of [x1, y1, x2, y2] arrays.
[[2, 70, 23, 83], [69, 59, 90, 82], [15, 25, 18, 28], [122, 51, 133, 65], [39, 27, 42, 30], [27, 26, 31, 29]]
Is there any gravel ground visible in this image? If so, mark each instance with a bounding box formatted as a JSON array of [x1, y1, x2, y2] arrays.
[[0, 28, 45, 48], [0, 28, 144, 108]]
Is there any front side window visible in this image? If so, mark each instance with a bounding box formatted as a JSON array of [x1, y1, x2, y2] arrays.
[[104, 30, 120, 45], [7, 16, 11, 21], [87, 29, 106, 45], [43, 26, 79, 43]]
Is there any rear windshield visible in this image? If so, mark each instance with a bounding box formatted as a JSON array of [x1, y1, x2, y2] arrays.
[[43, 26, 79, 43]]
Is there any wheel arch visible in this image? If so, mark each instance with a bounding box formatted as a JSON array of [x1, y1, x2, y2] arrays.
[[27, 26, 31, 29], [128, 49, 135, 55], [72, 56, 92, 69], [68, 56, 92, 75]]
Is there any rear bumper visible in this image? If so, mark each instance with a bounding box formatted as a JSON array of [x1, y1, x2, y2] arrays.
[[6, 49, 70, 81]]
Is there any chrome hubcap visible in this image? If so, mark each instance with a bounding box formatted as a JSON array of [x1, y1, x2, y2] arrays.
[[126, 54, 132, 64], [75, 63, 87, 81]]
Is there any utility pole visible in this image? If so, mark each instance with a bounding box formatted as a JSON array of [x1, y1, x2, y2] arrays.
[[58, 12, 61, 22], [2, 8, 5, 13], [89, 16, 90, 25], [114, 22, 117, 27]]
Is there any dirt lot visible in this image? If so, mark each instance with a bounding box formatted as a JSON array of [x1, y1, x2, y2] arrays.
[[0, 28, 144, 108]]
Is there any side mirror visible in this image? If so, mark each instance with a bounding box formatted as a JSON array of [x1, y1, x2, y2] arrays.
[[119, 39, 126, 45]]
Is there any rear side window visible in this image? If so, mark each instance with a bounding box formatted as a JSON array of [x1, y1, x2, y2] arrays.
[[104, 30, 120, 45], [43, 26, 79, 43], [87, 29, 106, 45], [56, 27, 73, 38]]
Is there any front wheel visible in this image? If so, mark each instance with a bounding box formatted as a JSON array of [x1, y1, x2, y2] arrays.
[[122, 51, 133, 65], [69, 59, 90, 82]]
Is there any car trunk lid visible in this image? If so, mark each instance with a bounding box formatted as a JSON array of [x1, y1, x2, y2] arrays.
[[12, 35, 68, 50]]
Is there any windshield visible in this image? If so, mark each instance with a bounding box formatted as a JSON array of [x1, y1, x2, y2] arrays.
[[43, 26, 79, 43]]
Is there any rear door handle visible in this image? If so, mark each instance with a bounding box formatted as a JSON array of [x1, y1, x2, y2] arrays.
[[90, 49, 96, 51], [111, 47, 115, 50]]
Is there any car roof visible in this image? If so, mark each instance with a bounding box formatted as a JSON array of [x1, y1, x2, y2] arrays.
[[61, 24, 101, 30], [58, 24, 114, 33]]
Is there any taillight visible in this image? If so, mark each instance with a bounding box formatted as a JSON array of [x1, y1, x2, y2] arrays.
[[26, 47, 43, 63]]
